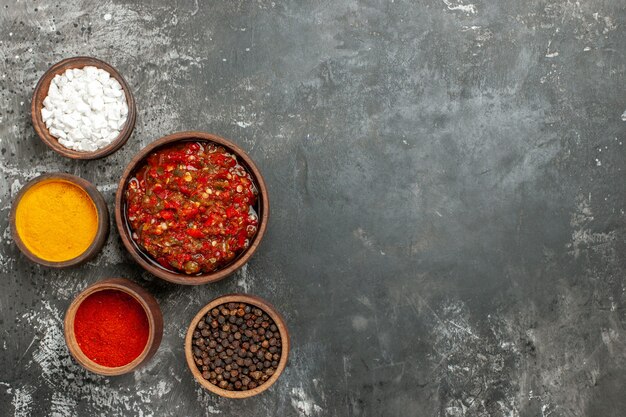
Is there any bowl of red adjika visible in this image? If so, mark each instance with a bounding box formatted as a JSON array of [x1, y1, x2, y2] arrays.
[[115, 131, 269, 285]]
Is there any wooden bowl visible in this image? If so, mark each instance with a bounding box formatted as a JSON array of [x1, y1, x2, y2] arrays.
[[185, 294, 290, 398], [10, 173, 109, 268], [115, 131, 269, 285], [31, 56, 137, 159], [64, 278, 164, 376]]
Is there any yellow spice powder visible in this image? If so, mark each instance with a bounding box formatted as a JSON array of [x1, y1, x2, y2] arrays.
[[15, 180, 98, 262]]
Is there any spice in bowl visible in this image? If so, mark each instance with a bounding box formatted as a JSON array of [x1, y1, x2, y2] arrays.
[[41, 66, 129, 152], [74, 289, 149, 367], [125, 141, 259, 275], [191, 302, 282, 391], [14, 179, 98, 262]]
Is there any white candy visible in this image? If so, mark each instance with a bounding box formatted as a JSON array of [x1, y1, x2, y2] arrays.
[[49, 127, 67, 139], [91, 96, 104, 111], [91, 115, 107, 129], [80, 124, 92, 136], [53, 75, 66, 87], [63, 114, 79, 129], [83, 66, 98, 77], [87, 81, 103, 97], [97, 71, 110, 83], [71, 128, 84, 139], [107, 107, 120, 121], [41, 108, 52, 121], [41, 66, 128, 152], [75, 100, 90, 114], [48, 84, 61, 100], [110, 79, 122, 90]]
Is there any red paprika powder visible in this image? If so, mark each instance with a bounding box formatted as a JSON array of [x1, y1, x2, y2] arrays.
[[74, 289, 150, 367]]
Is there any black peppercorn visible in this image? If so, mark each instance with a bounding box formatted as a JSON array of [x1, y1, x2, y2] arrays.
[[192, 302, 282, 391]]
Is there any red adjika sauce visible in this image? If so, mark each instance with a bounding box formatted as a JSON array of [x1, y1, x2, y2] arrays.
[[125, 141, 259, 274]]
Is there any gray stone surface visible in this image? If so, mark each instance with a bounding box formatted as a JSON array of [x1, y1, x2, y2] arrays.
[[1, 0, 625, 416]]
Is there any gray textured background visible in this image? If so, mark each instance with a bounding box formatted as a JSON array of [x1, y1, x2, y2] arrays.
[[1, 0, 625, 416]]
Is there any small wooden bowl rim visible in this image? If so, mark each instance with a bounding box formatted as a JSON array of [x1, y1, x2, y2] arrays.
[[184, 293, 290, 398], [31, 56, 137, 160], [9, 173, 109, 268], [64, 278, 163, 376], [115, 131, 269, 285]]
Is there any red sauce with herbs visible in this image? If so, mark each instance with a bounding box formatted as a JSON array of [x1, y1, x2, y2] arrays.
[[125, 141, 259, 274]]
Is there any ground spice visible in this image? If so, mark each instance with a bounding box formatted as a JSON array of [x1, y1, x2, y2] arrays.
[[15, 180, 98, 262], [74, 289, 149, 367]]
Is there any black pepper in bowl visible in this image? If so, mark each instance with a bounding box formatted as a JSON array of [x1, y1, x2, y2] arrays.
[[191, 302, 282, 391]]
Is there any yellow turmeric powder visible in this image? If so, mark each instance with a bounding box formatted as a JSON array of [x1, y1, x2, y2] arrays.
[[15, 180, 98, 262]]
